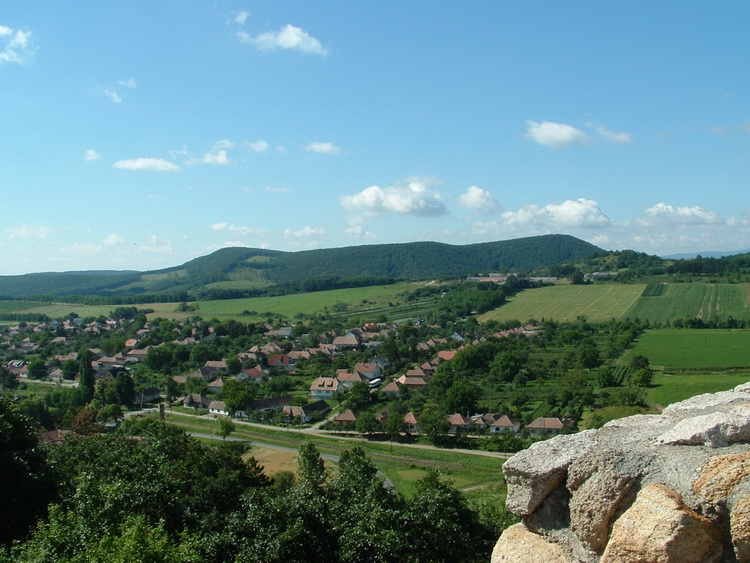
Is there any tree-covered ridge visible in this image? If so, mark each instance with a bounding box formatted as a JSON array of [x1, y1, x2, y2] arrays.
[[0, 234, 601, 298]]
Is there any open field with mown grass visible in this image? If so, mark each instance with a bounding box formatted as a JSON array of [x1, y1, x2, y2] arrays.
[[623, 329, 750, 371], [623, 283, 750, 323], [648, 372, 750, 408], [0, 281, 432, 324], [479, 283, 646, 324]]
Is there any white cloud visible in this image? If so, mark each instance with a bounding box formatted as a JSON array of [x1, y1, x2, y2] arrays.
[[237, 24, 329, 56], [501, 198, 611, 229], [0, 25, 33, 64], [199, 149, 232, 165], [525, 120, 589, 148], [591, 124, 633, 144], [5, 224, 51, 239], [212, 139, 233, 150], [114, 157, 180, 171], [283, 225, 326, 237], [85, 149, 101, 162], [118, 78, 137, 88], [458, 185, 501, 214], [340, 179, 448, 217], [246, 140, 269, 152], [235, 11, 250, 25], [345, 224, 376, 239], [211, 222, 266, 236], [304, 141, 342, 155], [640, 203, 724, 227], [265, 186, 291, 193], [103, 233, 125, 246], [103, 89, 122, 104]]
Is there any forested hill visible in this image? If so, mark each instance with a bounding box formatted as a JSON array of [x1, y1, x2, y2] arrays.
[[0, 234, 601, 299]]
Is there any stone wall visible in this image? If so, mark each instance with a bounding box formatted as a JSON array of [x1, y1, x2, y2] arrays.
[[492, 383, 750, 562]]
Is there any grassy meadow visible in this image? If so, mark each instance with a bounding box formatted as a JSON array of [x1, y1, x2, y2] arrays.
[[624, 329, 750, 371], [0, 282, 431, 324], [479, 283, 645, 324], [621, 328, 750, 408], [623, 283, 750, 323]]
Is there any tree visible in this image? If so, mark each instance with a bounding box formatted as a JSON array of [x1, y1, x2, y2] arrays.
[[79, 348, 96, 403], [347, 381, 371, 411], [578, 343, 602, 371], [0, 395, 56, 545], [596, 365, 617, 387], [297, 441, 327, 489], [0, 365, 18, 391], [631, 367, 653, 387], [216, 415, 236, 441], [355, 412, 381, 435], [27, 358, 48, 380], [114, 372, 136, 408], [61, 359, 79, 381], [419, 406, 450, 443]]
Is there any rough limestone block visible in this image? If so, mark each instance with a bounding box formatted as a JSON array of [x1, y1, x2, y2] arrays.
[[731, 494, 750, 563], [658, 406, 750, 448], [601, 484, 723, 563], [503, 431, 595, 515], [567, 450, 645, 552], [491, 523, 568, 563]]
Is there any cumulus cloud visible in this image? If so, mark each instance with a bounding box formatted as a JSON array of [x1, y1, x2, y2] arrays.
[[458, 185, 501, 214], [85, 149, 101, 162], [235, 11, 250, 24], [340, 179, 448, 217], [199, 149, 232, 165], [501, 198, 611, 229], [118, 78, 137, 88], [5, 224, 51, 239], [591, 124, 633, 144], [640, 203, 724, 226], [103, 233, 125, 246], [211, 222, 266, 236], [237, 24, 328, 55], [114, 157, 180, 171], [283, 225, 326, 237], [0, 25, 33, 64], [525, 120, 589, 148], [246, 140, 269, 152], [304, 141, 342, 155]]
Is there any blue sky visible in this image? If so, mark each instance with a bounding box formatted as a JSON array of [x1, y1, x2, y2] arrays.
[[2, 1, 750, 275]]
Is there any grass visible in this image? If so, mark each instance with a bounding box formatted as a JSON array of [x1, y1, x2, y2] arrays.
[[623, 329, 750, 371], [648, 372, 750, 408], [2, 282, 427, 323], [624, 283, 750, 323], [479, 283, 645, 324]]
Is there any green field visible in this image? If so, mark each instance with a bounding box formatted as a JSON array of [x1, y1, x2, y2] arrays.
[[624, 328, 750, 371], [1, 282, 430, 324], [479, 283, 646, 323], [623, 283, 750, 323], [648, 372, 750, 408]]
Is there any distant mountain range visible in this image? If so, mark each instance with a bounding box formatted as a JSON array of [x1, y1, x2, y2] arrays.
[[0, 234, 601, 299]]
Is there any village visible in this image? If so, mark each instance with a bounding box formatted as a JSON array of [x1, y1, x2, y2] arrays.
[[1, 311, 573, 445]]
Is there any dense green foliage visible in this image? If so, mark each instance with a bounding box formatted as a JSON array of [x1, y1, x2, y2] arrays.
[[3, 416, 498, 562]]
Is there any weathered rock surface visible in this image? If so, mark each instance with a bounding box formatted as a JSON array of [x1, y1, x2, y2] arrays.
[[493, 383, 750, 562]]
